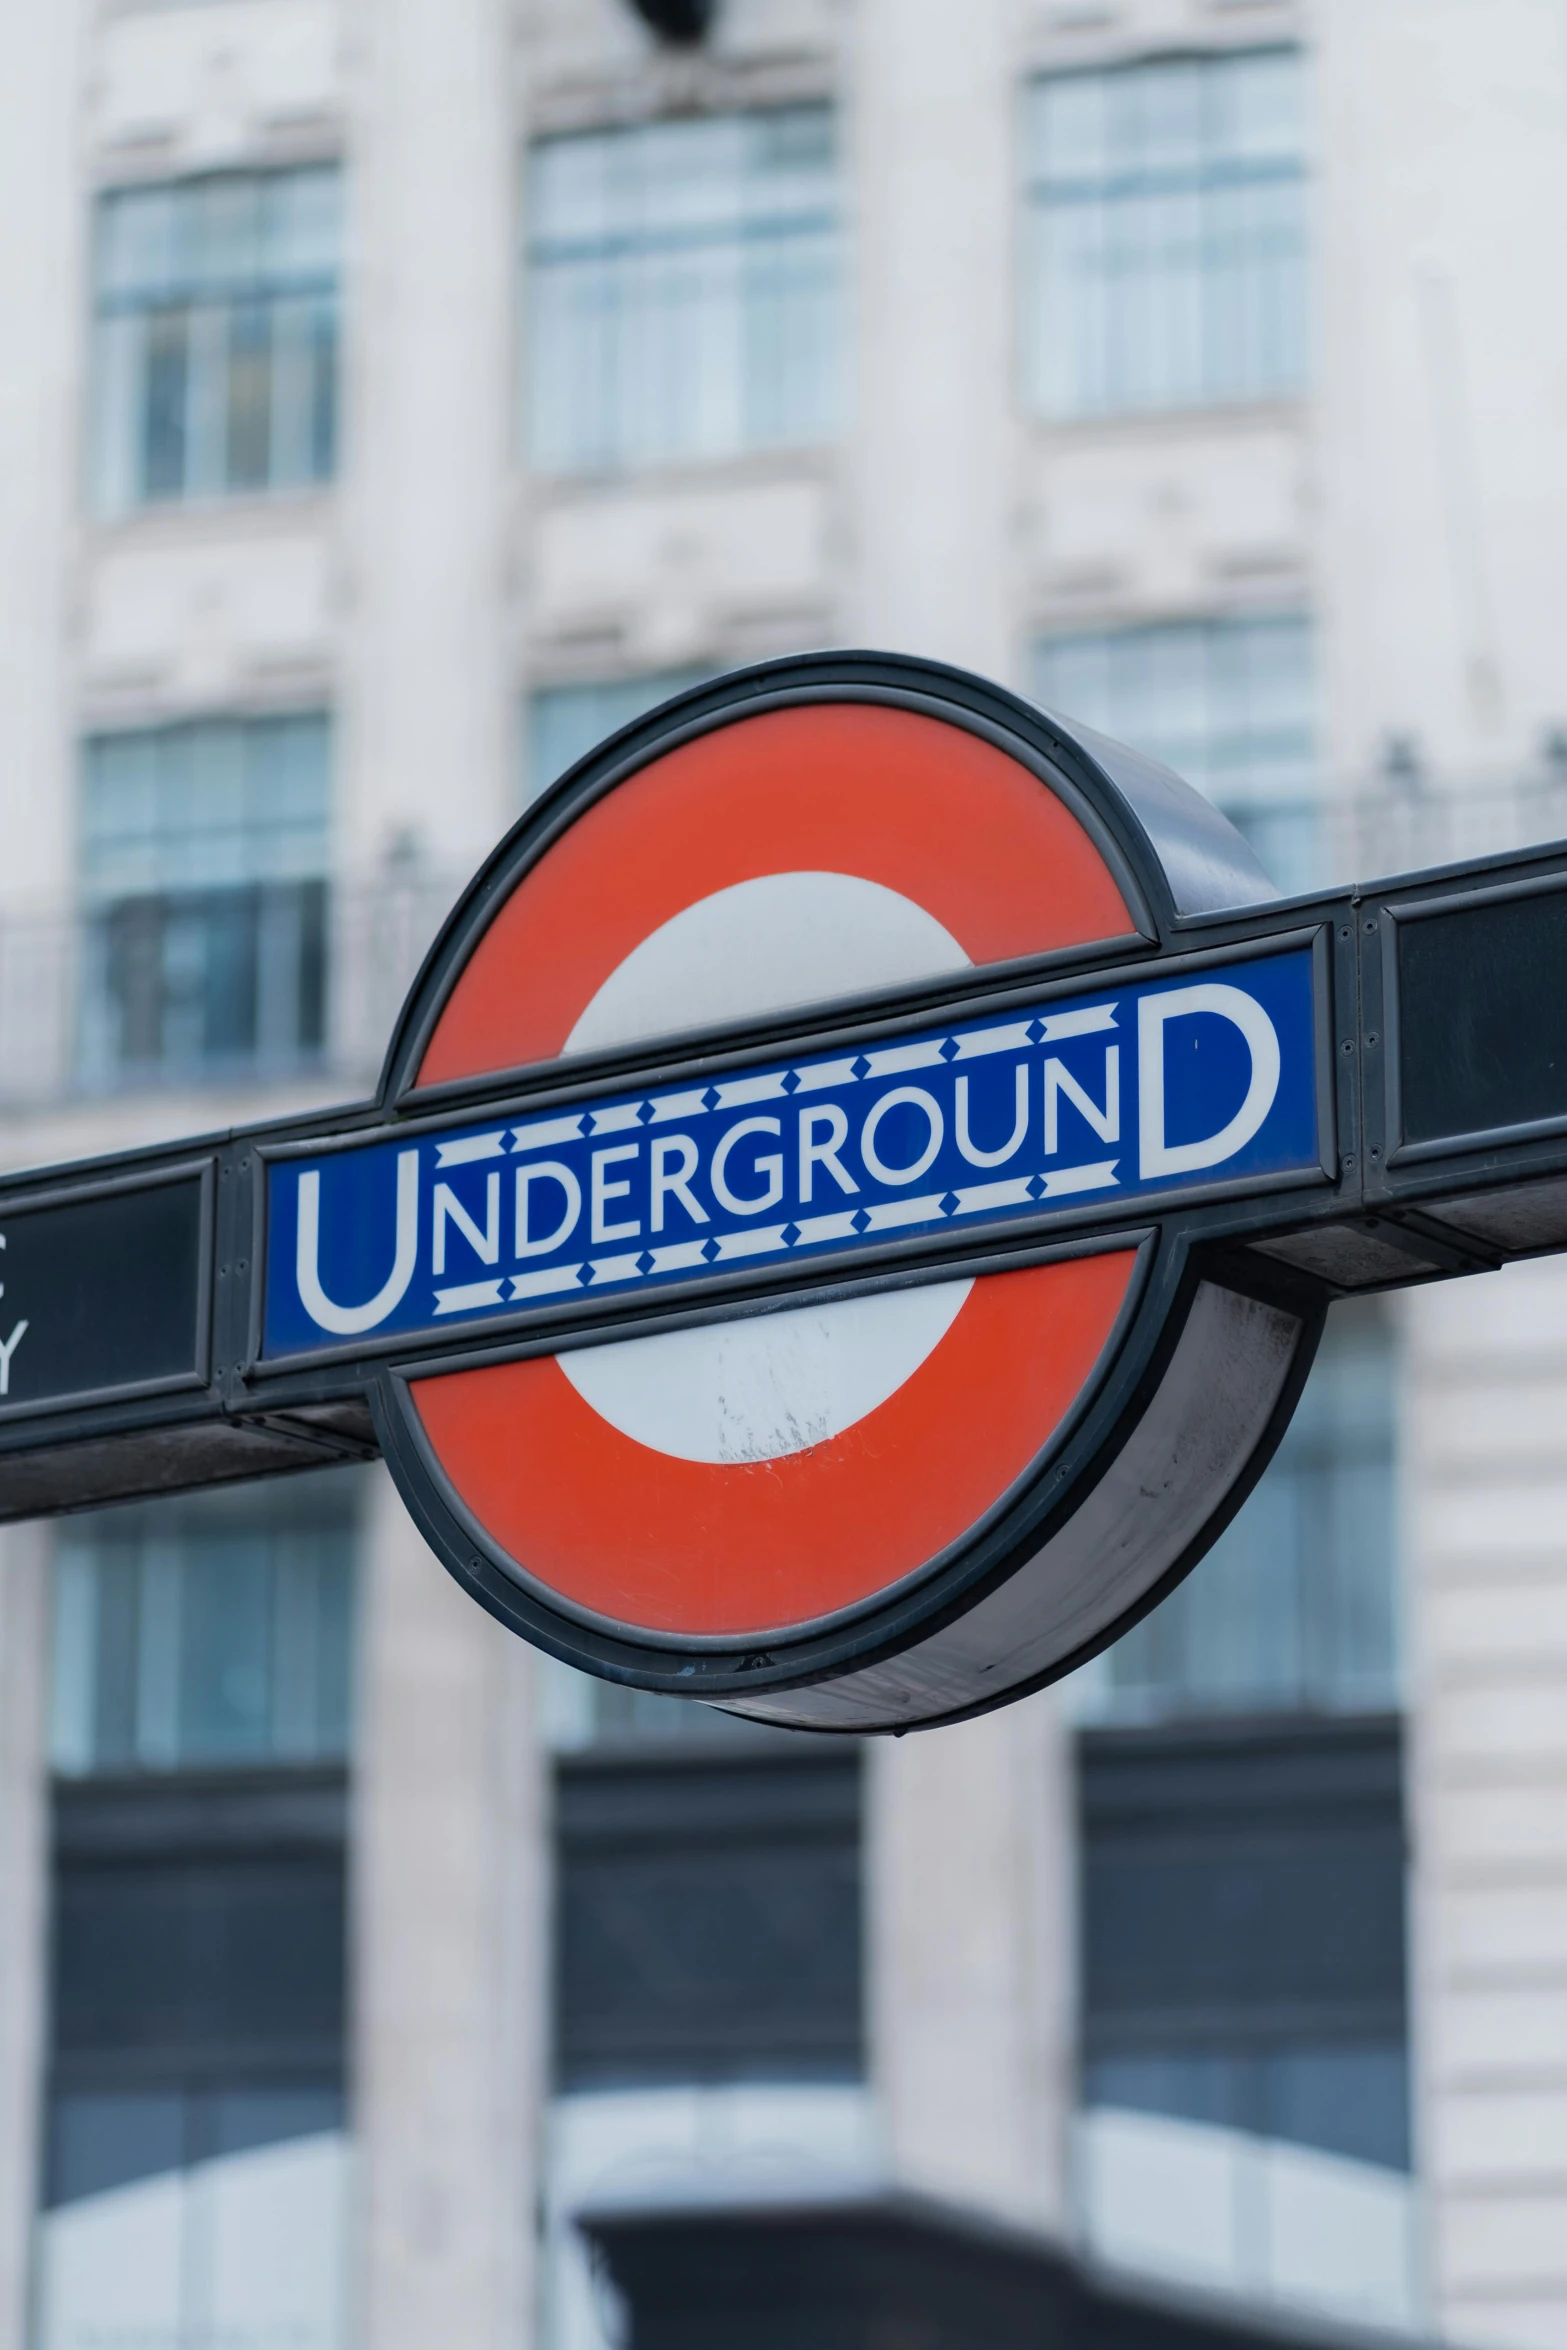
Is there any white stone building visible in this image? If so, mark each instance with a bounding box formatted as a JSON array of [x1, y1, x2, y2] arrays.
[[0, 2, 1564, 2347]]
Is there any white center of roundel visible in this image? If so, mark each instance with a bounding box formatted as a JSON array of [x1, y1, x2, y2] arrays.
[[557, 1280, 973, 1464], [564, 871, 970, 1057]]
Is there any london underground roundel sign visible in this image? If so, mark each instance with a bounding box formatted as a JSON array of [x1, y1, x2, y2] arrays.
[[261, 654, 1333, 1732]]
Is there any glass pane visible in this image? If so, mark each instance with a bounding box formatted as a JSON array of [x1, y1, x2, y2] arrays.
[[1264, 2045, 1409, 2170], [1034, 616, 1317, 891], [1086, 2044, 1410, 2171], [79, 716, 331, 1086], [210, 2084, 344, 2161], [524, 669, 714, 803], [1025, 51, 1306, 419], [225, 301, 274, 490], [94, 168, 340, 510], [528, 106, 839, 474], [52, 1472, 361, 1776], [177, 1533, 272, 1761], [47, 2092, 186, 2208], [141, 310, 190, 500]]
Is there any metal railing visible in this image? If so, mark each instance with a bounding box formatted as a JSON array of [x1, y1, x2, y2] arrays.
[[3, 767, 1566, 1113], [1295, 753, 1567, 890], [0, 868, 462, 1111]]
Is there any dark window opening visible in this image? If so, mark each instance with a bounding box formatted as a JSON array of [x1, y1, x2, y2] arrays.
[[554, 1745, 863, 2090], [1079, 1716, 1409, 2171]]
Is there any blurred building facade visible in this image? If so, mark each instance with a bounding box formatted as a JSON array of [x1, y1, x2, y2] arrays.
[[0, 2, 1565, 2348]]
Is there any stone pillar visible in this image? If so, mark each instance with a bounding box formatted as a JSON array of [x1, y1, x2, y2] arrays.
[[867, 1690, 1076, 2231], [851, 0, 1072, 2234], [0, 0, 81, 1038], [1404, 1259, 1567, 2349], [848, 0, 1014, 675], [354, 1468, 549, 2350], [0, 1524, 52, 2346], [340, 0, 516, 883]]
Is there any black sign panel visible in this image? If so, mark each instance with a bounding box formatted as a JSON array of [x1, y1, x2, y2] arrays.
[[0, 1167, 212, 1419], [1394, 878, 1567, 1151]]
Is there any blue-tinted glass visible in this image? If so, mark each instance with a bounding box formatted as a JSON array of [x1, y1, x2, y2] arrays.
[[1034, 616, 1317, 893], [48, 2091, 186, 2207], [178, 1535, 272, 1762], [525, 669, 714, 804], [1086, 2045, 1409, 2170], [52, 1472, 360, 1777], [210, 2083, 344, 2160], [93, 168, 340, 511], [1025, 51, 1307, 420], [82, 715, 329, 895], [1086, 2052, 1241, 2130], [529, 108, 839, 473], [79, 715, 330, 1087], [1264, 2046, 1409, 2170], [1086, 1299, 1397, 1720]]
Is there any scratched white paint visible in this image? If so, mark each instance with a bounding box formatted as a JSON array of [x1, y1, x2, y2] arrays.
[[556, 1278, 972, 1463], [563, 872, 969, 1058]]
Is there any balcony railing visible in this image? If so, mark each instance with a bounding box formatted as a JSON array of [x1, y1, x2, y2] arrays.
[[3, 768, 1566, 1114], [0, 868, 462, 1111], [1287, 753, 1567, 889]]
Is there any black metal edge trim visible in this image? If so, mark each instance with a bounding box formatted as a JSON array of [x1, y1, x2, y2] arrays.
[[1392, 1110, 1567, 1166], [192, 1154, 216, 1391], [708, 1241, 1272, 1725], [1376, 904, 1405, 1164], [0, 1364, 213, 1432], [824, 1246, 1331, 1737], [366, 1234, 1191, 1692], [242, 1135, 269, 1379], [374, 654, 1210, 1104], [0, 1154, 216, 1220], [1310, 921, 1339, 1179], [1381, 866, 1567, 926], [1352, 831, 1567, 907]]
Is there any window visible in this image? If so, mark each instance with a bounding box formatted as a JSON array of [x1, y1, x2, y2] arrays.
[[1024, 51, 1306, 420], [554, 1746, 863, 2089], [40, 1476, 357, 2348], [40, 1778, 349, 2349], [526, 668, 714, 806], [1083, 1302, 1398, 1723], [78, 714, 331, 1088], [542, 1657, 866, 2350], [1033, 614, 1316, 892], [1069, 1306, 1413, 2327], [528, 108, 839, 474], [50, 1471, 360, 1776], [93, 167, 340, 512], [1076, 1719, 1416, 2328]]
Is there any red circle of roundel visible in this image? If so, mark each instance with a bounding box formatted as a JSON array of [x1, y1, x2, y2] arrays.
[[411, 1251, 1137, 1642], [416, 702, 1135, 1088]]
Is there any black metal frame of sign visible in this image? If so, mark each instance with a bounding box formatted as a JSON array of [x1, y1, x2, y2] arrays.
[[2, 653, 1566, 1730]]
